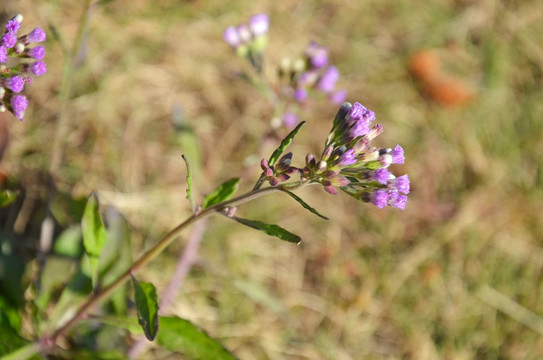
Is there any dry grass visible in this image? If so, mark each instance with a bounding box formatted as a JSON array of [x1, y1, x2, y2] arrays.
[[2, 0, 543, 358]]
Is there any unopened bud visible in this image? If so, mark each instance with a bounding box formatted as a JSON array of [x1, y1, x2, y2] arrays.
[[316, 160, 327, 173], [321, 146, 334, 161]]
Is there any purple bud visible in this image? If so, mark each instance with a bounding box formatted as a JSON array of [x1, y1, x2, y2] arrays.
[[293, 87, 308, 102], [317, 66, 339, 93], [390, 174, 410, 194], [372, 168, 389, 185], [29, 61, 47, 76], [269, 177, 279, 187], [391, 145, 405, 164], [282, 112, 298, 128], [336, 149, 357, 167], [306, 43, 329, 68], [2, 76, 25, 93], [1, 32, 17, 48], [260, 158, 270, 171], [0, 46, 7, 62], [26, 45, 45, 60], [22, 27, 46, 44], [321, 145, 334, 160], [6, 19, 21, 33], [366, 124, 383, 142], [305, 153, 316, 166], [324, 184, 338, 195], [330, 89, 347, 105], [370, 189, 389, 209], [11, 94, 28, 121], [249, 14, 269, 37], [276, 173, 290, 182], [389, 191, 407, 210], [223, 26, 240, 47]]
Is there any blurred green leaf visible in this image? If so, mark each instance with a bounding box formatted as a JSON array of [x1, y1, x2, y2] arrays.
[[202, 178, 240, 210], [0, 339, 41, 360], [53, 225, 83, 258], [81, 192, 107, 289], [282, 190, 329, 220], [157, 316, 237, 360], [132, 277, 159, 341], [230, 217, 301, 244], [268, 121, 305, 167], [182, 155, 196, 213], [0, 191, 18, 209], [37, 256, 77, 309]]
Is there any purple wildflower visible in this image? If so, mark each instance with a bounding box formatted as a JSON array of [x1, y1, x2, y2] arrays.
[[25, 45, 45, 60], [21, 27, 46, 44], [317, 66, 339, 93], [282, 112, 299, 128], [388, 191, 407, 210], [29, 61, 47, 76], [2, 76, 25, 93], [0, 45, 6, 62], [370, 189, 389, 209], [390, 174, 410, 194], [6, 18, 21, 33], [306, 42, 329, 68], [391, 145, 405, 164], [336, 149, 357, 166], [330, 89, 347, 105], [372, 168, 390, 185], [346, 102, 375, 127], [11, 95, 28, 121], [1, 31, 17, 48], [293, 88, 308, 102], [223, 26, 240, 48], [249, 14, 269, 37]]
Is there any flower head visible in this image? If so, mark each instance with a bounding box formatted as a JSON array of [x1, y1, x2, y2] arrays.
[[249, 14, 269, 37]]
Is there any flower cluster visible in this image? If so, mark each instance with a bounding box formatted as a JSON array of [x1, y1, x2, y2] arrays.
[[260, 153, 299, 186], [278, 42, 347, 128], [259, 102, 410, 210], [0, 14, 47, 121], [223, 14, 269, 61]]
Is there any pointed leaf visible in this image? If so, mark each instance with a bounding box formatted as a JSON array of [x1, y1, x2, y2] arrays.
[[132, 277, 159, 341], [230, 216, 301, 244], [268, 121, 305, 166], [157, 316, 238, 360], [81, 192, 107, 257], [202, 178, 240, 210], [182, 155, 196, 213], [281, 190, 329, 220], [0, 190, 18, 209]]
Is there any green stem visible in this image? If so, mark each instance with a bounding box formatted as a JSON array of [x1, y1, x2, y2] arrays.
[[44, 182, 303, 348]]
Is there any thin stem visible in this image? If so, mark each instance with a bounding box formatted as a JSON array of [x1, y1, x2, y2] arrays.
[[44, 183, 300, 347]]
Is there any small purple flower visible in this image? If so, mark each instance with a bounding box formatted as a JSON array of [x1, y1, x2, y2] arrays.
[[372, 168, 389, 185], [0, 45, 7, 62], [1, 31, 17, 48], [330, 89, 347, 105], [347, 117, 370, 139], [346, 102, 375, 127], [31, 61, 47, 76], [26, 45, 45, 60], [11, 94, 28, 121], [391, 145, 405, 164], [2, 76, 25, 93], [389, 193, 407, 210], [249, 14, 269, 37], [336, 148, 357, 166], [21, 27, 46, 44], [390, 174, 410, 194], [293, 87, 308, 102], [317, 66, 339, 93], [370, 189, 389, 209], [306, 42, 329, 68], [223, 26, 240, 47], [282, 112, 299, 128], [6, 19, 21, 33]]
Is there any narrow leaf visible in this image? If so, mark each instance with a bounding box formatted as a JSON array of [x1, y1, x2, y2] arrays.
[[157, 316, 238, 360], [268, 121, 305, 166], [81, 192, 107, 258], [182, 155, 196, 213], [202, 178, 240, 210], [0, 190, 18, 208], [0, 342, 41, 360], [132, 277, 159, 341], [282, 190, 329, 220], [230, 216, 301, 244]]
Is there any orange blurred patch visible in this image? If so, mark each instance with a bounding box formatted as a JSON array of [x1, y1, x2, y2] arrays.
[[408, 49, 441, 82]]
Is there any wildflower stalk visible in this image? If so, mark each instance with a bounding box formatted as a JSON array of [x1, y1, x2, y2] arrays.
[[42, 181, 305, 350]]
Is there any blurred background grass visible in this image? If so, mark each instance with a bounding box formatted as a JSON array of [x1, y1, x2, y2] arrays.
[[1, 0, 543, 359]]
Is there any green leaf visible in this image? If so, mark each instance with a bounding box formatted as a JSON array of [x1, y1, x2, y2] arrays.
[[281, 190, 329, 220], [81, 192, 107, 289], [132, 277, 159, 341], [182, 155, 196, 213], [53, 225, 83, 258], [0, 190, 18, 209], [0, 341, 41, 360], [230, 216, 301, 244], [202, 178, 240, 210], [157, 316, 237, 360], [268, 121, 305, 166]]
